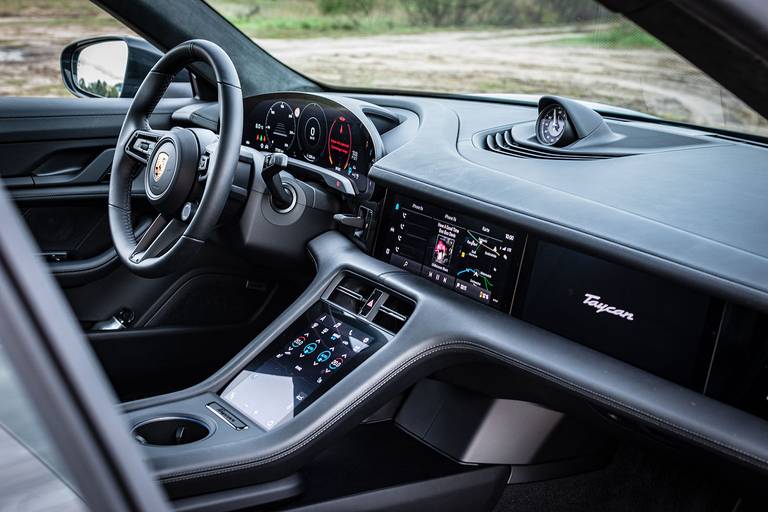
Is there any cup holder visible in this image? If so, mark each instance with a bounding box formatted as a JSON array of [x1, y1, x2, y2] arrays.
[[132, 416, 211, 446]]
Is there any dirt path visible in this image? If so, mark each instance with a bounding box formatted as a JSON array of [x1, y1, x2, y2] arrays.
[[0, 19, 764, 135], [257, 28, 760, 131]]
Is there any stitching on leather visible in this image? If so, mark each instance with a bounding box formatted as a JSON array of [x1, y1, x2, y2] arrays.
[[161, 340, 768, 483], [143, 73, 174, 129]]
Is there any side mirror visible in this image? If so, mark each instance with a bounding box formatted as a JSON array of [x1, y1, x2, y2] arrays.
[[60, 36, 191, 99]]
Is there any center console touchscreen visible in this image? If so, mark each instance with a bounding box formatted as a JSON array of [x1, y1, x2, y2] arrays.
[[376, 192, 523, 311], [221, 302, 383, 431]]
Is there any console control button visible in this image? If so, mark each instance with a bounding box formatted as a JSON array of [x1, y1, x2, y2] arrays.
[[206, 402, 248, 430], [360, 288, 383, 317], [390, 254, 422, 274], [422, 267, 455, 288]]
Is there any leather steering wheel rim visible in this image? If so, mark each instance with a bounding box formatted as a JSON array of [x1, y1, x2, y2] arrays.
[[108, 40, 242, 278]]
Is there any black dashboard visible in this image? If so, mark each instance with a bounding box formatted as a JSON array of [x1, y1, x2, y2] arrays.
[[374, 189, 725, 390], [147, 90, 768, 495], [232, 90, 768, 413]]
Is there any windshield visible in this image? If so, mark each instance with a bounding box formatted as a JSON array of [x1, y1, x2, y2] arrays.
[[209, 0, 768, 137]]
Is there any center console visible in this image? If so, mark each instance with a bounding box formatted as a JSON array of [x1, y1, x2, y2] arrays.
[[221, 301, 384, 431], [122, 199, 768, 509]]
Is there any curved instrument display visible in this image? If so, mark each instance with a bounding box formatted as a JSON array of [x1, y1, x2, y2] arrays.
[[242, 93, 379, 193]]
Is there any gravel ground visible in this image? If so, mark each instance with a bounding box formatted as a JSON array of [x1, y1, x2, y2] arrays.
[[257, 28, 768, 134], [1, 18, 765, 136]]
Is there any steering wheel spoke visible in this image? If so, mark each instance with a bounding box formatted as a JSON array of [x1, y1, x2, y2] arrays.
[[125, 129, 168, 164], [130, 214, 185, 264]]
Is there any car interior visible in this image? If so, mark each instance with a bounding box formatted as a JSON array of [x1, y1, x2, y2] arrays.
[[1, 0, 768, 510]]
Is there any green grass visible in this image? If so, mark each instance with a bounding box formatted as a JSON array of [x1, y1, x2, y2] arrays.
[[550, 22, 663, 49], [230, 15, 406, 39], [209, 0, 411, 38]]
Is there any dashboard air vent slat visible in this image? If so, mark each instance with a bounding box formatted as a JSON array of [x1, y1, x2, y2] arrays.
[[327, 274, 415, 334], [327, 276, 375, 314], [372, 293, 414, 334], [484, 129, 613, 161]]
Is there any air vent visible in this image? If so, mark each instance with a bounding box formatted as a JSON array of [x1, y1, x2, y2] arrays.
[[372, 293, 414, 334], [326, 274, 414, 334], [327, 275, 375, 314], [484, 129, 612, 161]]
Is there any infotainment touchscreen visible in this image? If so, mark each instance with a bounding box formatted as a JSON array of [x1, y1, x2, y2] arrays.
[[518, 241, 721, 389], [376, 192, 523, 311], [221, 302, 381, 431]]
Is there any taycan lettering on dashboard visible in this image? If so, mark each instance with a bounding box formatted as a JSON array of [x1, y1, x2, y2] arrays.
[[582, 293, 635, 321]]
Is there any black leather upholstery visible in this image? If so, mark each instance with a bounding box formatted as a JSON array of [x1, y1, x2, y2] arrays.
[[108, 40, 242, 277]]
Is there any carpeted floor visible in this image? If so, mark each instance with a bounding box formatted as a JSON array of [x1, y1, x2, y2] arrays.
[[493, 444, 744, 512]]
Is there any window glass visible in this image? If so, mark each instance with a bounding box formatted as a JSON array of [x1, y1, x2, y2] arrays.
[[0, 342, 87, 511], [0, 0, 131, 97], [210, 0, 768, 137]]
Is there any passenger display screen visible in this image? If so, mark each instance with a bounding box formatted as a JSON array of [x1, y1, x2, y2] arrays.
[[519, 241, 719, 389], [221, 303, 380, 431], [376, 192, 522, 311]]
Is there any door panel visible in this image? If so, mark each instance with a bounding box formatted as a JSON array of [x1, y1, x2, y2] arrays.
[[1, 97, 193, 287], [21, 202, 111, 262], [0, 96, 203, 322], [0, 95, 299, 401]]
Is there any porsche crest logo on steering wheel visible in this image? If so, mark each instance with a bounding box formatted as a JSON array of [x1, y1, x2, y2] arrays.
[[153, 152, 169, 182]]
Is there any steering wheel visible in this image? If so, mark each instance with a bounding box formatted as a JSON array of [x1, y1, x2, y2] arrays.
[[108, 40, 242, 277]]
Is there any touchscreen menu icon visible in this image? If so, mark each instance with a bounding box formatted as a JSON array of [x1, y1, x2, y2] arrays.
[[380, 194, 520, 311]]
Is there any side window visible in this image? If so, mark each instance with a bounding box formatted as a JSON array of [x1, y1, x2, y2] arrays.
[[0, 1, 132, 97], [0, 343, 88, 511]]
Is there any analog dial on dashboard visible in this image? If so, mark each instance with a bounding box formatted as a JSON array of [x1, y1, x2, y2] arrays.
[[536, 104, 568, 146], [265, 101, 296, 152]]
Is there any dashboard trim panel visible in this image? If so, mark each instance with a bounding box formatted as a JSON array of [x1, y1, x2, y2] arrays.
[[124, 232, 768, 497]]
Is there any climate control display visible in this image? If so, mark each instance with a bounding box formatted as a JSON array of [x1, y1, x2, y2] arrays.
[[221, 302, 380, 431]]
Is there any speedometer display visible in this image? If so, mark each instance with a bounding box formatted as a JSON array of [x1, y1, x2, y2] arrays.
[[243, 93, 379, 193], [265, 101, 296, 151]]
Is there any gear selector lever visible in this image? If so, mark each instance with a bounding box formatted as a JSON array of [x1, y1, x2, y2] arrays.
[[261, 153, 293, 210]]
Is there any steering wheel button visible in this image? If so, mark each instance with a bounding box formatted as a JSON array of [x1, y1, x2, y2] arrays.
[[198, 154, 209, 171]]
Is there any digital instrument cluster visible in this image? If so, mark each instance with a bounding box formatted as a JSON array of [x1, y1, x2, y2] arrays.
[[242, 93, 378, 193]]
